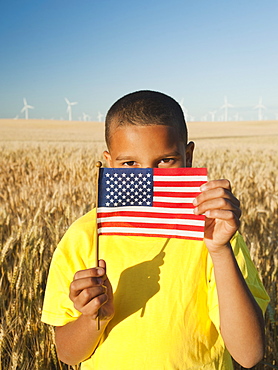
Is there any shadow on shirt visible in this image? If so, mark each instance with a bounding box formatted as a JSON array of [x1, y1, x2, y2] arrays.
[[105, 239, 169, 335]]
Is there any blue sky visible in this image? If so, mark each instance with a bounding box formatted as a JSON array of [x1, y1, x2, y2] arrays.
[[1, 0, 277, 121]]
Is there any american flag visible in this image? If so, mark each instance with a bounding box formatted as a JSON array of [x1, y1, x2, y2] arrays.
[[97, 167, 207, 241]]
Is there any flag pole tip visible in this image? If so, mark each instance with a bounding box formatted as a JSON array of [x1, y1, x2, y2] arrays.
[[96, 161, 102, 168]]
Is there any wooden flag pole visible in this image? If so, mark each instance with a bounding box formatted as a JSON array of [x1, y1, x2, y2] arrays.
[[94, 161, 102, 330]]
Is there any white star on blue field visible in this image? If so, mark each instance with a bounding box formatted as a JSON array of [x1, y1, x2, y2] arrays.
[[99, 169, 153, 207]]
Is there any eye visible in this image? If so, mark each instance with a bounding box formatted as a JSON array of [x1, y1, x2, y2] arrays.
[[122, 161, 137, 167], [160, 158, 174, 163], [158, 158, 175, 167]]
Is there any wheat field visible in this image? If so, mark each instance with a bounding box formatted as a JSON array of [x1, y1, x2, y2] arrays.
[[0, 119, 277, 369]]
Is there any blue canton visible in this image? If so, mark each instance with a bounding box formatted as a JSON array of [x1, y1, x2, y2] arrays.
[[98, 168, 154, 207]]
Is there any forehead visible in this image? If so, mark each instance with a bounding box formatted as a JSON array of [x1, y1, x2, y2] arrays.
[[109, 125, 185, 153], [107, 116, 186, 143]]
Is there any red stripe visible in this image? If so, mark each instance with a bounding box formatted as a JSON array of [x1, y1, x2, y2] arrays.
[[97, 221, 204, 232], [97, 211, 205, 221], [154, 181, 206, 187], [154, 168, 207, 176], [153, 202, 195, 208], [99, 231, 203, 241], [153, 191, 200, 198]]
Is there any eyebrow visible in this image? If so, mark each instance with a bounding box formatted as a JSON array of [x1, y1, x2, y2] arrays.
[[115, 152, 182, 161], [158, 151, 182, 158], [115, 155, 136, 161]]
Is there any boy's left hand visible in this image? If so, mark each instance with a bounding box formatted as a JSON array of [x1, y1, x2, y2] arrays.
[[193, 179, 241, 254]]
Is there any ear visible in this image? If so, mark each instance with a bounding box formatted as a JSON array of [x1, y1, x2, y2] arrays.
[[185, 141, 195, 167], [103, 150, 112, 168]]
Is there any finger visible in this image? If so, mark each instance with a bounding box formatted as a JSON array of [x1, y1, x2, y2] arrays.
[[194, 198, 241, 218], [73, 285, 107, 311], [204, 210, 241, 228], [71, 276, 103, 291], [82, 293, 109, 318], [74, 267, 105, 281], [70, 277, 104, 299], [98, 260, 108, 282], [98, 259, 106, 270], [200, 179, 232, 192], [194, 187, 240, 208]]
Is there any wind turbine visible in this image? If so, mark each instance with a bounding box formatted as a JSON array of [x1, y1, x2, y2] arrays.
[[208, 111, 217, 122], [21, 98, 34, 119], [234, 113, 239, 121], [218, 114, 224, 122], [179, 98, 189, 120], [65, 98, 78, 121], [187, 115, 195, 122], [254, 97, 266, 121], [82, 112, 90, 121], [97, 112, 104, 122], [220, 96, 233, 122]]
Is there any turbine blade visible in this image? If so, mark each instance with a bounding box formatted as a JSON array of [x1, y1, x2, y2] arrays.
[[254, 104, 266, 109]]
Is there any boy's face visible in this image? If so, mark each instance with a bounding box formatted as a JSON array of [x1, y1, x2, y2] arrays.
[[103, 125, 194, 168]]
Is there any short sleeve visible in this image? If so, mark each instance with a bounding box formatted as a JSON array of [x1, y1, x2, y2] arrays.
[[41, 210, 97, 326]]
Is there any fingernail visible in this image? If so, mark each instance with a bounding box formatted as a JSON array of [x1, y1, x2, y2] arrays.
[[200, 184, 207, 191], [193, 198, 197, 206], [194, 207, 198, 214], [97, 268, 104, 275]]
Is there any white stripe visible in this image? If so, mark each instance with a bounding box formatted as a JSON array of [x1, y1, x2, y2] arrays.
[[97, 216, 204, 226], [98, 206, 195, 215], [154, 175, 207, 182], [98, 226, 204, 238], [154, 186, 201, 192], [153, 197, 194, 203]]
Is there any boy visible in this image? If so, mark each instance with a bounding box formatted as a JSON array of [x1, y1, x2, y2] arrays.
[[42, 90, 269, 369]]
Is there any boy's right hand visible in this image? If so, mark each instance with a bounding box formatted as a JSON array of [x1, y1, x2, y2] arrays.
[[69, 259, 114, 321]]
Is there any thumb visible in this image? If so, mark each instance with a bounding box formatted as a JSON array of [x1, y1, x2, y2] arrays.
[[98, 259, 106, 270]]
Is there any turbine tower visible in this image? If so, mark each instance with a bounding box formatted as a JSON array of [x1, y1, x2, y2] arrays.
[[65, 98, 78, 121], [234, 113, 239, 121], [220, 96, 233, 122], [21, 98, 34, 120], [97, 112, 104, 122], [254, 97, 266, 121], [208, 111, 217, 122]]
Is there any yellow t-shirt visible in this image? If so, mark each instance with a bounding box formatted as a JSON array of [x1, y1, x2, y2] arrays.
[[42, 209, 269, 369]]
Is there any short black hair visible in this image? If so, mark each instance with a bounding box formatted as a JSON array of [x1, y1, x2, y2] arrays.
[[105, 90, 187, 148]]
